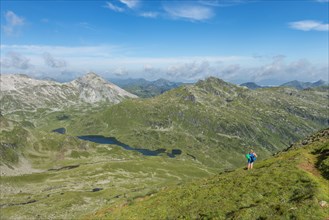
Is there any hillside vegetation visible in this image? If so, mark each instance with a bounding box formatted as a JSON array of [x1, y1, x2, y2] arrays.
[[0, 116, 215, 220], [90, 128, 329, 220], [65, 77, 328, 169]]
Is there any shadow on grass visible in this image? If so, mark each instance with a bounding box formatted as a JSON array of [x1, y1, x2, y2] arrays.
[[312, 148, 329, 180]]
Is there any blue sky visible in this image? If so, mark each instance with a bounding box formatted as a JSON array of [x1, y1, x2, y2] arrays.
[[0, 0, 328, 84]]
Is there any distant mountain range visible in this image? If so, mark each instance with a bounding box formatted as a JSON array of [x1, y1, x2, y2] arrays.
[[110, 78, 184, 98], [280, 80, 327, 90], [0, 73, 137, 114], [240, 80, 327, 90], [2, 73, 327, 116]]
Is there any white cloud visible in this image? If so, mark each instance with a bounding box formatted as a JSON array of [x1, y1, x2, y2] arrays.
[[105, 2, 125, 12], [113, 67, 129, 76], [198, 0, 246, 7], [163, 4, 214, 21], [166, 61, 217, 80], [104, 0, 219, 21], [289, 20, 329, 31], [43, 52, 67, 68], [1, 51, 32, 70], [119, 0, 139, 9], [2, 11, 25, 36], [140, 12, 158, 18]]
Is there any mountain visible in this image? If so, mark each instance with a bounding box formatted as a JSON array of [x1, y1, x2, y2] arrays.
[[110, 78, 183, 98], [312, 80, 327, 87], [96, 128, 329, 219], [280, 80, 328, 90], [66, 76, 328, 169], [240, 82, 262, 90], [70, 72, 137, 103], [0, 73, 137, 114]]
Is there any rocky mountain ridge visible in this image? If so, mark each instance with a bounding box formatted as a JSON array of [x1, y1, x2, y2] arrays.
[[0, 73, 137, 114]]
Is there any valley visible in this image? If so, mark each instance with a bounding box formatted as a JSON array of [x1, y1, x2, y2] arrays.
[[1, 1, 328, 219], [0, 73, 328, 219]]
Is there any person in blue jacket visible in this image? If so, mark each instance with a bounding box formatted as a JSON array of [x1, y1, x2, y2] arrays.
[[246, 149, 257, 170]]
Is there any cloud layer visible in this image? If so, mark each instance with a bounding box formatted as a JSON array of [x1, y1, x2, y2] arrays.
[[1, 44, 327, 84]]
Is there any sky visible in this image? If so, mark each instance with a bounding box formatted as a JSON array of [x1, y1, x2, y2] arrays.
[[0, 0, 328, 85]]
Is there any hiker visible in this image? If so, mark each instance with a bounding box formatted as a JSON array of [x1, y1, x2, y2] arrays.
[[246, 149, 257, 170]]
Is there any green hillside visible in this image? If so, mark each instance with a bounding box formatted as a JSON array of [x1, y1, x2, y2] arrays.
[[64, 77, 328, 169], [0, 116, 215, 220], [90, 128, 329, 220], [0, 114, 97, 169], [0, 126, 215, 219]]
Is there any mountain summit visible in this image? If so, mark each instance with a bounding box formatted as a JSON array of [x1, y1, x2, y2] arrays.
[[0, 73, 137, 114], [70, 72, 137, 103]]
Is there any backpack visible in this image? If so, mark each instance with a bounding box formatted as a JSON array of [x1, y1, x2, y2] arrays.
[[250, 153, 256, 161], [246, 154, 251, 159]]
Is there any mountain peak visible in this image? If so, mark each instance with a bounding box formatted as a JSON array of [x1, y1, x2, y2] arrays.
[[196, 76, 236, 90], [71, 72, 111, 88], [70, 72, 137, 103], [85, 72, 99, 77], [312, 80, 327, 87], [79, 72, 106, 82], [240, 82, 262, 90]]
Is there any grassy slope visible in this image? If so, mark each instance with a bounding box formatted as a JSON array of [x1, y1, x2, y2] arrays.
[[91, 129, 329, 220], [64, 78, 328, 169], [0, 114, 97, 169], [0, 148, 215, 220], [0, 117, 215, 220]]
